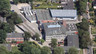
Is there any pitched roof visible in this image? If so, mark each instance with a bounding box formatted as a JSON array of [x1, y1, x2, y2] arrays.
[[50, 9, 77, 18]]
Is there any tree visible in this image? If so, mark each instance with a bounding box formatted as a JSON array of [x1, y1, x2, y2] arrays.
[[40, 39, 45, 45], [78, 1, 87, 15], [53, 47, 64, 54], [24, 32, 31, 41], [18, 42, 41, 54], [68, 47, 78, 54], [1, 22, 13, 33], [10, 46, 22, 54], [0, 30, 6, 43], [7, 12, 23, 25], [77, 18, 91, 48], [0, 46, 8, 54], [33, 33, 40, 41], [13, 0, 19, 4], [31, 47, 41, 54], [0, 0, 11, 17], [41, 46, 51, 54], [51, 38, 57, 48]]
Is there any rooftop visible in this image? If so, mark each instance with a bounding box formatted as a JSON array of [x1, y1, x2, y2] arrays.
[[66, 23, 77, 31], [35, 9, 52, 21], [43, 22, 66, 36], [61, 0, 75, 9], [50, 9, 77, 18], [67, 34, 79, 48], [22, 6, 36, 22]]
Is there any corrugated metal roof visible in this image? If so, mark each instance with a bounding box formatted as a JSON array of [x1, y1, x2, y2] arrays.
[[50, 9, 77, 18]]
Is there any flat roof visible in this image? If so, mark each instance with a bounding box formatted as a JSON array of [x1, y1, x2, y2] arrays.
[[61, 0, 75, 9], [43, 22, 66, 36], [66, 23, 77, 31], [23, 6, 36, 22], [50, 9, 77, 18], [67, 34, 79, 48]]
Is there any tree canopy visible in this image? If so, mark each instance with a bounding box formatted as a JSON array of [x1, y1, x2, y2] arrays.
[[0, 30, 6, 43], [51, 38, 57, 48], [53, 47, 64, 54], [77, 18, 91, 48], [68, 47, 78, 54], [41, 46, 51, 54], [0, 0, 10, 17]]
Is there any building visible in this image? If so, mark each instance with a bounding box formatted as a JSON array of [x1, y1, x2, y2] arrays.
[[6, 33, 24, 43], [67, 34, 79, 48], [22, 6, 36, 23], [61, 34, 79, 53], [43, 22, 67, 41], [60, 0, 75, 9], [35, 9, 52, 23], [50, 9, 77, 20], [42, 21, 78, 41]]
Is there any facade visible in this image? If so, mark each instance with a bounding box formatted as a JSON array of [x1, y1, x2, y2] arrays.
[[50, 9, 77, 20], [6, 33, 24, 42]]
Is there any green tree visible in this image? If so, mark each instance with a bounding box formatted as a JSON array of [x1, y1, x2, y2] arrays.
[[78, 1, 87, 15], [33, 33, 40, 41], [40, 39, 45, 45], [0, 0, 11, 17], [77, 19, 91, 48], [18, 42, 41, 54], [7, 12, 23, 25], [51, 38, 57, 48], [24, 32, 31, 41], [0, 46, 8, 54], [13, 0, 19, 4], [41, 46, 51, 54], [53, 47, 64, 54], [11, 46, 22, 54], [31, 47, 41, 54], [68, 47, 78, 54], [1, 22, 13, 33], [0, 30, 6, 43]]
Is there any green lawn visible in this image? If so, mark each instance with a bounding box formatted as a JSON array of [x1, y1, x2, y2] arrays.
[[33, 2, 61, 9], [91, 27, 96, 34]]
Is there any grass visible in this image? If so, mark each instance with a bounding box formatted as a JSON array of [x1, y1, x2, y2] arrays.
[[91, 27, 96, 34], [33, 2, 61, 9]]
